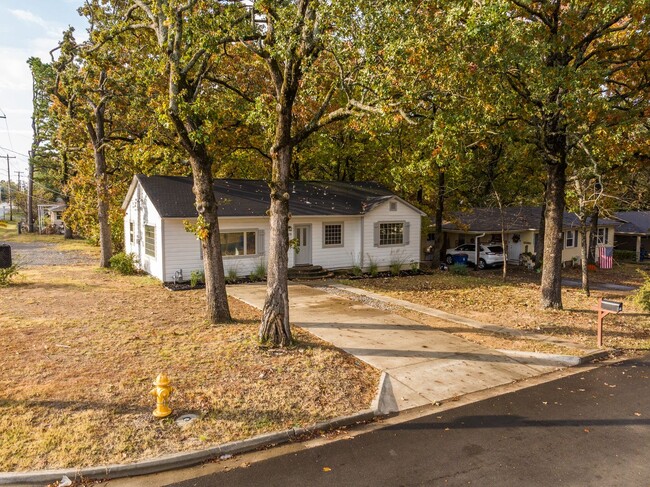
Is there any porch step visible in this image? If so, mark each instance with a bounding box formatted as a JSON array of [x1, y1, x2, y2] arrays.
[[288, 264, 332, 280]]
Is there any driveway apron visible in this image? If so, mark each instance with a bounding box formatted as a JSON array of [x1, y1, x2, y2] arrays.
[[227, 283, 558, 412]]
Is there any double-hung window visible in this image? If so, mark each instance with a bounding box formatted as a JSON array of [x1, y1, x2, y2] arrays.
[[596, 228, 609, 245], [564, 230, 576, 248], [144, 225, 156, 257], [129, 222, 134, 244]]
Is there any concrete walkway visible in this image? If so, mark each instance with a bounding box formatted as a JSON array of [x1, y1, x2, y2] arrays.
[[228, 284, 560, 412], [328, 283, 598, 352]]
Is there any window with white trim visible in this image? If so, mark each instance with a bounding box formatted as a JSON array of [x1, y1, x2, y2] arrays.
[[129, 221, 134, 244], [596, 227, 609, 245], [564, 230, 576, 248], [323, 223, 343, 247], [220, 231, 257, 256], [144, 225, 156, 257], [380, 222, 404, 246]]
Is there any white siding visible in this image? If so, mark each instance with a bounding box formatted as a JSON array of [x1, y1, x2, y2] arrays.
[[123, 183, 164, 280], [362, 199, 422, 271], [290, 216, 363, 269], [163, 217, 270, 281]]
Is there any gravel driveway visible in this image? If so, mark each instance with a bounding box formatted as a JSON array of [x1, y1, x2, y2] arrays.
[[8, 241, 96, 266]]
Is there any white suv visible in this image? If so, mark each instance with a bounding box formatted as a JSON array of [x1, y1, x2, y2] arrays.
[[445, 243, 504, 269]]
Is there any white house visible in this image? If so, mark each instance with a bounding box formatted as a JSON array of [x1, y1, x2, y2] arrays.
[[122, 175, 425, 282], [441, 206, 618, 266]]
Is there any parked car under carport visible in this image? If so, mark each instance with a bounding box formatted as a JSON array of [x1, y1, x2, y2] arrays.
[[445, 244, 504, 269]]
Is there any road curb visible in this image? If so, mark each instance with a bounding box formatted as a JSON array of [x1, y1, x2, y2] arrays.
[[496, 348, 614, 367], [0, 410, 378, 485]]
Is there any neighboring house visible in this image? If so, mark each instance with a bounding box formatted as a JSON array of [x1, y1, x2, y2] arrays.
[[441, 206, 618, 266], [613, 211, 650, 262], [122, 175, 425, 282], [48, 204, 66, 226]]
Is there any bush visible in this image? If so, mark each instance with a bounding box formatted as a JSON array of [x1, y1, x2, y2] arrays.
[[250, 260, 266, 281], [226, 267, 239, 284], [450, 263, 469, 275], [109, 252, 138, 275], [351, 265, 363, 277], [634, 270, 650, 312], [0, 264, 19, 286], [190, 270, 205, 287], [367, 256, 379, 277], [614, 250, 637, 262]]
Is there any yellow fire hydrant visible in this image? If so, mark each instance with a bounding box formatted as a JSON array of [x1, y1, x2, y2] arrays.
[[150, 373, 173, 418]]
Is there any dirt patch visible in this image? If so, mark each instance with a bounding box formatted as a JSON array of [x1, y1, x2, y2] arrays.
[[0, 263, 378, 471], [339, 265, 650, 352]]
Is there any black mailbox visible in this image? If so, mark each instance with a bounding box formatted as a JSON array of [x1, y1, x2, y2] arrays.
[[600, 299, 623, 313]]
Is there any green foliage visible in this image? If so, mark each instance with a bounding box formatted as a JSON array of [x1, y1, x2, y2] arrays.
[[226, 267, 239, 284], [0, 264, 19, 287], [449, 263, 469, 276], [634, 271, 650, 312], [614, 250, 637, 262], [366, 255, 379, 277], [351, 265, 363, 277], [250, 260, 266, 281], [190, 270, 205, 287], [109, 252, 138, 275]]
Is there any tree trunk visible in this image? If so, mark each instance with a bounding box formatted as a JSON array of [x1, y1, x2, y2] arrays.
[[259, 144, 292, 346], [90, 100, 112, 268], [190, 157, 231, 323], [534, 185, 546, 269], [588, 205, 599, 265], [432, 166, 445, 267], [579, 223, 590, 296], [27, 158, 34, 233], [96, 169, 112, 268], [540, 161, 567, 309]]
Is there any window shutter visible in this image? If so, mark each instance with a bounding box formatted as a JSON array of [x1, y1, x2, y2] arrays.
[[373, 222, 379, 247], [258, 229, 265, 255], [404, 222, 410, 245]]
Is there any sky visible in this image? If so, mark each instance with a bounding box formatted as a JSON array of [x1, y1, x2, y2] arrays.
[[0, 0, 87, 182]]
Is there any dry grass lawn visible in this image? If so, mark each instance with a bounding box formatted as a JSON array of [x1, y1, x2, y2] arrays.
[[341, 264, 650, 352], [0, 255, 377, 471]]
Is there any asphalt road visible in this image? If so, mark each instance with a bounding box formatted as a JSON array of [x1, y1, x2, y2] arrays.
[[168, 354, 650, 487]]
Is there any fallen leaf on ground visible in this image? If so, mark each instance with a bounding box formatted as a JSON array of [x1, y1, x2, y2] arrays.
[[323, 467, 332, 472]]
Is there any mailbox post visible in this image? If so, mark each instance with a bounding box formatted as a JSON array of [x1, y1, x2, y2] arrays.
[[596, 298, 623, 348]]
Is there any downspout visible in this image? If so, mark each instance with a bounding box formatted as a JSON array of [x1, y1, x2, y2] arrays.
[[360, 216, 365, 268], [474, 232, 486, 271]]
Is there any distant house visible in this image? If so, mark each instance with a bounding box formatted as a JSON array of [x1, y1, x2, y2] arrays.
[[121, 175, 425, 281], [48, 204, 66, 226], [613, 211, 650, 262], [441, 206, 618, 266]]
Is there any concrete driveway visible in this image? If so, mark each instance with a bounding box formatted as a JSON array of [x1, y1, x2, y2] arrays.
[[228, 283, 559, 412]]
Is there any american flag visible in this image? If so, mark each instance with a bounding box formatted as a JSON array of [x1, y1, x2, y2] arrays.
[[599, 246, 613, 269]]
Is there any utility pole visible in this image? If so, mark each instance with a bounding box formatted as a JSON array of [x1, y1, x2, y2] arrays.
[[2, 154, 16, 221], [14, 171, 23, 191]]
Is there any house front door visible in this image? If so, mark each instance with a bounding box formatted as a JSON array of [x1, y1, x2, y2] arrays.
[[507, 235, 523, 262], [294, 225, 312, 266]]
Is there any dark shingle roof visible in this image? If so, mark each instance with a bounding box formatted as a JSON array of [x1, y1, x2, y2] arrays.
[[134, 175, 407, 218], [442, 206, 619, 232], [613, 211, 650, 235]]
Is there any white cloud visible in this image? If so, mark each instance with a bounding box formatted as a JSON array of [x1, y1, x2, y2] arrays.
[[9, 9, 62, 37]]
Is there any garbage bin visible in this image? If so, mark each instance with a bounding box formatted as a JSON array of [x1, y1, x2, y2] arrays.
[[452, 253, 468, 265], [0, 244, 11, 268]]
